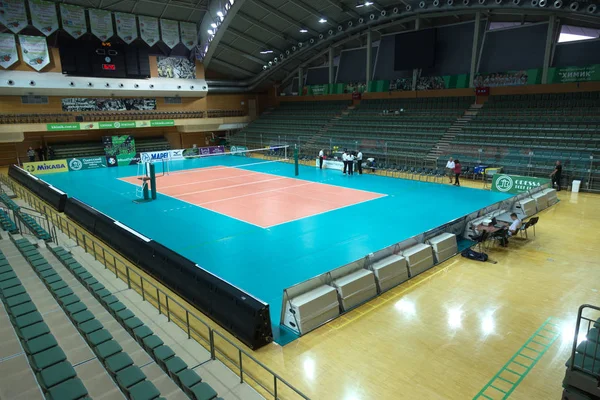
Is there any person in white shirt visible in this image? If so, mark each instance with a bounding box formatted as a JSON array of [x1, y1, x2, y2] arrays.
[[318, 149, 324, 169], [342, 150, 348, 174], [497, 213, 522, 247], [348, 152, 355, 175], [445, 157, 455, 183], [356, 150, 363, 175]]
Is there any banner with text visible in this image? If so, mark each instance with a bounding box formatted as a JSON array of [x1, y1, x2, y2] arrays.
[[60, 4, 87, 39], [548, 64, 600, 84], [46, 119, 174, 131], [67, 156, 107, 171], [182, 146, 224, 158], [179, 22, 197, 50], [160, 19, 179, 49], [491, 174, 550, 195], [103, 135, 136, 167], [0, 33, 18, 69], [0, 0, 27, 33], [24, 159, 69, 175], [29, 0, 59, 36], [138, 15, 159, 47], [18, 35, 50, 71], [88, 8, 113, 41], [115, 12, 137, 44]]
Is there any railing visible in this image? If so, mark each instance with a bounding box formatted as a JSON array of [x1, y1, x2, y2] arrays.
[[568, 304, 600, 378], [0, 174, 310, 400]]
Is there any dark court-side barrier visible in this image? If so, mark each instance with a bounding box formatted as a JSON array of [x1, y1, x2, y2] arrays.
[[8, 165, 67, 212], [64, 197, 273, 349]]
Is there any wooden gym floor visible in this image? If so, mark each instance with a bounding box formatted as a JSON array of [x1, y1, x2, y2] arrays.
[[248, 181, 600, 400]]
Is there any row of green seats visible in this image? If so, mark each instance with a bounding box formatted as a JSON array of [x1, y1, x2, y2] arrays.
[[0, 208, 18, 233], [48, 245, 220, 400], [453, 139, 599, 152], [17, 213, 51, 241], [0, 193, 19, 211], [0, 243, 90, 400], [459, 132, 599, 140], [11, 236, 165, 400]]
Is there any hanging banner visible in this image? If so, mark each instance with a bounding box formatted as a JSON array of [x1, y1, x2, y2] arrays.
[[138, 15, 159, 47], [115, 12, 137, 44], [59, 4, 87, 39], [0, 0, 28, 33], [0, 33, 19, 69], [160, 19, 179, 49], [88, 8, 114, 41], [179, 22, 197, 50], [491, 174, 550, 195], [28, 0, 59, 36], [548, 64, 600, 84], [18, 35, 50, 71]]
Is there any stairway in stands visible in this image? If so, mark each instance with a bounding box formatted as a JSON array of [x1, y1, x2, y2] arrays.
[[425, 103, 482, 164], [302, 105, 354, 153]]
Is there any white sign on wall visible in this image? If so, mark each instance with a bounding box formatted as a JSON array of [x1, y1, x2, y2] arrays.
[[60, 4, 87, 39], [139, 15, 159, 47], [115, 12, 138, 44], [29, 0, 59, 36], [0, 33, 19, 69], [160, 19, 180, 49], [18, 35, 50, 71], [88, 8, 114, 41], [0, 0, 28, 34]]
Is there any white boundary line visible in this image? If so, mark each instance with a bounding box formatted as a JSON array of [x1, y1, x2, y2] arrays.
[[177, 177, 288, 198], [265, 194, 388, 228], [159, 171, 262, 189], [167, 159, 285, 176]]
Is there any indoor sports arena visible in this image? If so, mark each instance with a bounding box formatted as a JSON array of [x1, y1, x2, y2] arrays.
[[0, 1, 599, 399]]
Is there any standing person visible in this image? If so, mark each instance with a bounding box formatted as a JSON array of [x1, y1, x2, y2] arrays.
[[348, 152, 355, 175], [27, 147, 35, 162], [36, 145, 45, 161], [446, 157, 455, 183], [453, 159, 462, 186], [549, 160, 562, 191], [356, 150, 363, 175], [342, 150, 348, 175], [47, 146, 55, 160], [318, 149, 324, 170]]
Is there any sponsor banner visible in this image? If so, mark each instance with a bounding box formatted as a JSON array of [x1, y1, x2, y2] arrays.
[[118, 153, 140, 166], [23, 159, 68, 175], [18, 35, 50, 71], [157, 56, 196, 79], [160, 19, 179, 49], [46, 120, 174, 132], [473, 71, 528, 88], [115, 12, 137, 44], [315, 158, 345, 171], [106, 156, 118, 167], [60, 4, 87, 39], [29, 0, 59, 36], [492, 174, 550, 195], [0, 0, 27, 33], [88, 8, 113, 41], [169, 149, 184, 160], [103, 135, 136, 167], [199, 146, 224, 155], [140, 150, 170, 163], [230, 146, 247, 156], [179, 22, 197, 50], [138, 15, 159, 47], [61, 98, 157, 112], [0, 33, 18, 69], [548, 64, 600, 84], [67, 156, 107, 171]]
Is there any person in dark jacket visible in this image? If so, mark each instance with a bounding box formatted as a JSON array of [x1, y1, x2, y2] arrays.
[[453, 159, 462, 187]]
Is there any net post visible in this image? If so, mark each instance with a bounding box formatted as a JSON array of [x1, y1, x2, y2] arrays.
[[294, 145, 299, 176], [150, 163, 157, 200]]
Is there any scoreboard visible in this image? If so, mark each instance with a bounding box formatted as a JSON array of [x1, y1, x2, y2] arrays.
[[60, 41, 150, 79]]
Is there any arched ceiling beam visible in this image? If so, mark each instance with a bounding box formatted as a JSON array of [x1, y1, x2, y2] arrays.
[[227, 27, 284, 54], [249, 0, 318, 35]]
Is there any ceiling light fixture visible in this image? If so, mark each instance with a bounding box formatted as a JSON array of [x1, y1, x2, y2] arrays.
[[207, 29, 214, 34], [260, 50, 274, 54], [211, 23, 217, 28], [319, 18, 327, 23], [365, 1, 373, 5], [299, 28, 308, 33], [216, 11, 224, 17]]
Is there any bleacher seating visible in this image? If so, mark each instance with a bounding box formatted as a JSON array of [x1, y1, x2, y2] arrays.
[[231, 101, 350, 149], [0, 208, 18, 234], [0, 109, 245, 125], [52, 137, 170, 160], [48, 244, 220, 400], [443, 92, 600, 189]]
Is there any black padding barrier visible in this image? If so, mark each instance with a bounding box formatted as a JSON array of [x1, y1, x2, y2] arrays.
[[8, 165, 67, 211], [63, 197, 273, 349]]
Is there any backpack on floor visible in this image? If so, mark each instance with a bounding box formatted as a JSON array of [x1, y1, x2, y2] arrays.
[[461, 248, 488, 262]]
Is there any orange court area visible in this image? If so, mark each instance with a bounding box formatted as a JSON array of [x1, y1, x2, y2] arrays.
[[121, 166, 386, 228]]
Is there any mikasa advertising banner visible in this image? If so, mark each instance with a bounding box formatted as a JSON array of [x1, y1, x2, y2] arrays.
[[23, 159, 69, 175]]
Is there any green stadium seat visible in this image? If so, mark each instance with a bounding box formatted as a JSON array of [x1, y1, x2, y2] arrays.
[[105, 352, 134, 376], [109, 301, 127, 315], [0, 270, 17, 281], [23, 333, 58, 355], [142, 335, 164, 353], [14, 310, 43, 329], [78, 319, 103, 335], [29, 346, 67, 371], [165, 356, 188, 378], [124, 317, 144, 333], [72, 310, 95, 325], [5, 292, 31, 307], [58, 293, 81, 307], [2, 284, 25, 298], [176, 368, 202, 392], [65, 301, 87, 315], [133, 325, 154, 343], [127, 380, 160, 400], [36, 361, 77, 390], [86, 328, 112, 347], [190, 382, 218, 400], [95, 339, 123, 361], [45, 377, 88, 400], [116, 309, 135, 321], [153, 345, 175, 369], [9, 301, 36, 318], [116, 365, 146, 389]]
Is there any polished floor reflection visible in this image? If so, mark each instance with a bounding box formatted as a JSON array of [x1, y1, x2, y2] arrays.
[[250, 186, 600, 400]]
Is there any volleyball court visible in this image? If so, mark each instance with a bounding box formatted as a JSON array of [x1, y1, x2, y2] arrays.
[[121, 146, 385, 228]]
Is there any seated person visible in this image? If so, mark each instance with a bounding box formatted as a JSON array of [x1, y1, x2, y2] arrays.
[[494, 213, 522, 247]]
